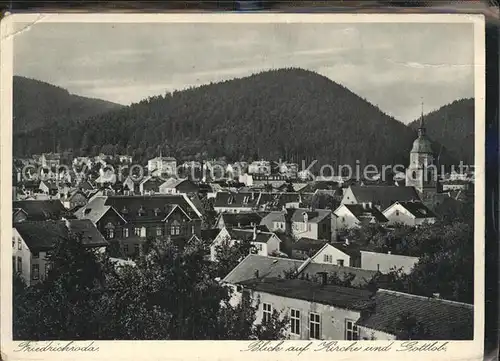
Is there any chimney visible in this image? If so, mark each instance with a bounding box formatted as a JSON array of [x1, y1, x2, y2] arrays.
[[253, 226, 257, 240], [432, 293, 441, 299], [362, 202, 367, 209], [254, 269, 259, 279], [345, 238, 350, 246], [387, 250, 391, 255], [368, 201, 372, 209], [62, 217, 70, 230]]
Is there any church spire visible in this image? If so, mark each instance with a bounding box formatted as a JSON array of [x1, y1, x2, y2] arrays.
[[418, 98, 426, 137]]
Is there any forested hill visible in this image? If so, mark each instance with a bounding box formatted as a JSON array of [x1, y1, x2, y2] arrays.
[[409, 98, 474, 166], [15, 68, 432, 168], [13, 76, 123, 134]]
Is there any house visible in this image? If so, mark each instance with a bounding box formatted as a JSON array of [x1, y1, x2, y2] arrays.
[[233, 277, 373, 340], [309, 241, 362, 268], [290, 208, 332, 241], [382, 201, 437, 226], [95, 168, 117, 186], [360, 250, 419, 274], [215, 212, 262, 229], [159, 178, 199, 195], [356, 289, 473, 340], [341, 185, 420, 211], [139, 176, 164, 195], [147, 156, 177, 176], [40, 153, 61, 168], [39, 180, 59, 196], [75, 195, 202, 258], [117, 155, 133, 164], [278, 162, 298, 179], [248, 160, 271, 176], [333, 203, 389, 235], [224, 254, 378, 290], [252, 174, 288, 190], [210, 227, 281, 261], [290, 237, 327, 260], [260, 210, 291, 233], [122, 176, 141, 195], [12, 219, 108, 286], [259, 192, 302, 211], [13, 200, 72, 221], [60, 190, 88, 210]]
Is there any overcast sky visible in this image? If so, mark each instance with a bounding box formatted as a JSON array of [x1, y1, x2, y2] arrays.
[[13, 21, 474, 123]]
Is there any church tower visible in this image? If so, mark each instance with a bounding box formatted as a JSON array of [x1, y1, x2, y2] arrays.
[[405, 101, 437, 195]]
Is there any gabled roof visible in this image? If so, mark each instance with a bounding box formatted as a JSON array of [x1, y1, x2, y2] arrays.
[[213, 192, 260, 208], [218, 212, 263, 228], [329, 242, 363, 259], [260, 211, 287, 226], [160, 177, 189, 189], [102, 195, 201, 222], [292, 237, 327, 253], [356, 289, 473, 340], [291, 208, 331, 223], [340, 204, 389, 223], [223, 254, 303, 284], [239, 277, 373, 311], [347, 186, 420, 210], [74, 196, 121, 224], [388, 201, 437, 219], [226, 228, 278, 244], [13, 200, 72, 221], [15, 219, 108, 252]]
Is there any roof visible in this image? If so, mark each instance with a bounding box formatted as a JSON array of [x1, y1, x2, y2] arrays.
[[300, 262, 379, 287], [347, 186, 420, 210], [411, 134, 433, 154], [160, 177, 189, 189], [74, 196, 113, 224], [104, 195, 201, 222], [291, 208, 331, 223], [149, 156, 176, 162], [223, 254, 304, 284], [260, 211, 287, 226], [214, 192, 261, 208], [356, 289, 473, 340], [201, 228, 221, 242], [342, 204, 389, 223], [292, 237, 327, 253], [392, 201, 437, 219], [218, 212, 262, 228], [239, 277, 373, 311], [14, 219, 108, 252], [329, 242, 363, 259], [13, 200, 72, 221], [226, 228, 277, 244]]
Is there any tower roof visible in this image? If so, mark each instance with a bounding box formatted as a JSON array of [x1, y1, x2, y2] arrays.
[[411, 100, 433, 154]]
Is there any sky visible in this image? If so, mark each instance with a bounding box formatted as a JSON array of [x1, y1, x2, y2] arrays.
[[13, 21, 475, 123]]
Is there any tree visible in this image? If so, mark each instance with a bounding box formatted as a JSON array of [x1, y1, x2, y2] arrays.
[[393, 311, 431, 340], [213, 237, 255, 279], [200, 196, 217, 229]]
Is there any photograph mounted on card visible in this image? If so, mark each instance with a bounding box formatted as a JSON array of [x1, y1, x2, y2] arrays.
[[0, 12, 485, 361]]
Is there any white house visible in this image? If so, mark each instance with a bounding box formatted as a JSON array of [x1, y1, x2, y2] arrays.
[[333, 203, 388, 233], [382, 201, 437, 227], [210, 227, 280, 261], [147, 156, 177, 176], [248, 161, 271, 176], [360, 250, 419, 274], [309, 241, 361, 268]]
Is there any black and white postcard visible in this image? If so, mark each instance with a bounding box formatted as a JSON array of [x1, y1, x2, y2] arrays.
[[0, 12, 485, 361]]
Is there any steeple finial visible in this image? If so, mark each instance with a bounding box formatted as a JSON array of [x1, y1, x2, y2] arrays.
[[420, 98, 424, 128]]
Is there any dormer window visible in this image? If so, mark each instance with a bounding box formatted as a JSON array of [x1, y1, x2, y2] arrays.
[[121, 206, 128, 214], [154, 208, 161, 217], [303, 212, 308, 223], [228, 196, 234, 204], [243, 196, 249, 204], [138, 206, 145, 216]]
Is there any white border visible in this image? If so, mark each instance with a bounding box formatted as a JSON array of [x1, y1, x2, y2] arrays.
[[0, 13, 486, 361]]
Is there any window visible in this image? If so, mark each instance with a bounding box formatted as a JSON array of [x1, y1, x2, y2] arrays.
[[31, 264, 39, 280], [377, 264, 380, 271], [290, 309, 301, 335], [156, 226, 163, 236], [255, 243, 263, 251], [140, 227, 147, 238], [123, 228, 129, 238], [337, 259, 344, 266], [308, 224, 312, 231], [18, 238, 22, 250], [134, 227, 141, 236], [323, 254, 333, 263], [107, 228, 114, 239], [134, 244, 140, 255], [171, 225, 180, 236], [124, 244, 129, 254], [17, 257, 22, 274], [12, 237, 15, 248], [12, 256, 16, 273], [262, 303, 272, 323], [395, 210, 400, 216], [32, 252, 39, 259], [345, 319, 359, 340], [45, 263, 50, 278], [309, 313, 321, 339], [191, 225, 195, 234]]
